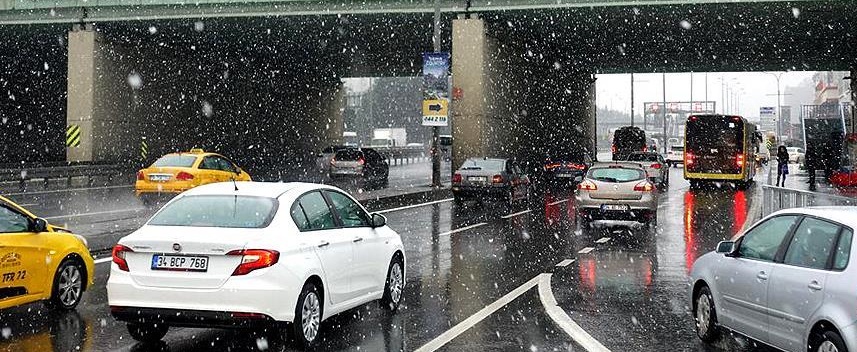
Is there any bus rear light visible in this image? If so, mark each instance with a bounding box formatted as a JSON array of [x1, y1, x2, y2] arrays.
[[736, 154, 745, 167], [685, 152, 695, 165]]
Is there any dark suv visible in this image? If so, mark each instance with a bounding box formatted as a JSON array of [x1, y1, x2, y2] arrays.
[[329, 148, 389, 187]]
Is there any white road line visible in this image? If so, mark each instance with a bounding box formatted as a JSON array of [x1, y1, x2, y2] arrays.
[[538, 273, 611, 352], [17, 203, 37, 207], [3, 184, 133, 197], [376, 198, 453, 214], [595, 237, 611, 244], [94, 257, 112, 264], [547, 198, 570, 206], [414, 275, 541, 352], [577, 247, 595, 254], [44, 208, 144, 220], [501, 209, 532, 219], [438, 222, 487, 237], [555, 259, 576, 267]]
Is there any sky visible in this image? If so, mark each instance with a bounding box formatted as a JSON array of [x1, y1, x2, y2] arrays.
[[596, 71, 816, 121]]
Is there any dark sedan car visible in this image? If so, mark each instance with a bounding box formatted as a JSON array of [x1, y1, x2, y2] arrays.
[[452, 158, 530, 206], [537, 151, 593, 189]]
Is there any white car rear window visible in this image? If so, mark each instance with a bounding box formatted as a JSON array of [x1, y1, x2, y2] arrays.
[[149, 195, 278, 228], [588, 168, 645, 182]]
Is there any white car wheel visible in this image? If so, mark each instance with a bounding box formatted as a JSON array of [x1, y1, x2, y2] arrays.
[[292, 282, 322, 348], [381, 256, 404, 311]]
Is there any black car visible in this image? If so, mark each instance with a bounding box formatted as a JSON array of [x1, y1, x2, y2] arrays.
[[329, 148, 389, 187], [537, 151, 593, 189]]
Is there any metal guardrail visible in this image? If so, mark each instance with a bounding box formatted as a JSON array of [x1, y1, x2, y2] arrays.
[[372, 146, 430, 166], [761, 184, 857, 217], [0, 164, 133, 193]]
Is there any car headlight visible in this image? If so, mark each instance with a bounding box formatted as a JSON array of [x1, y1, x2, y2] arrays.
[[73, 234, 89, 248]]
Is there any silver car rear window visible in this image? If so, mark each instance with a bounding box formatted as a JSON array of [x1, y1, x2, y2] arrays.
[[588, 167, 645, 182]]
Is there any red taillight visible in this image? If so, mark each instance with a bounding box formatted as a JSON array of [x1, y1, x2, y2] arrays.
[[176, 171, 194, 181], [634, 181, 655, 192], [736, 154, 745, 167], [357, 157, 365, 165], [330, 158, 336, 166], [578, 180, 598, 191], [136, 171, 144, 180], [112, 244, 133, 271], [227, 249, 279, 276], [685, 152, 695, 165], [611, 145, 617, 153], [452, 173, 462, 183], [643, 145, 648, 152], [492, 175, 504, 184], [568, 163, 586, 170], [651, 163, 662, 169], [544, 163, 561, 170]]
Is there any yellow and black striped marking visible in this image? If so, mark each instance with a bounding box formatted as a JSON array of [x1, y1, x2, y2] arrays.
[[141, 140, 148, 160], [66, 125, 81, 147]]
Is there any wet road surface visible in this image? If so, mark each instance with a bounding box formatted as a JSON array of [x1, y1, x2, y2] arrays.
[[1, 166, 771, 351]]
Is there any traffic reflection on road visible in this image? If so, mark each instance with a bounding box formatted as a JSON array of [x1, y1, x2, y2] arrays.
[[0, 309, 91, 352]]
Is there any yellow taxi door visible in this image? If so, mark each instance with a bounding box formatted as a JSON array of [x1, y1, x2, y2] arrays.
[[197, 155, 225, 185], [215, 156, 242, 181], [0, 205, 50, 302]]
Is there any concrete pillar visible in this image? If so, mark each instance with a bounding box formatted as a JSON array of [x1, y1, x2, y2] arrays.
[[66, 25, 139, 163], [66, 27, 96, 162], [451, 17, 487, 169]]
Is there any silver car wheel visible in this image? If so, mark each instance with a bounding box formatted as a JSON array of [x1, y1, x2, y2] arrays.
[[59, 264, 82, 306], [301, 292, 321, 342], [819, 341, 838, 352], [389, 262, 403, 304], [696, 293, 711, 333]]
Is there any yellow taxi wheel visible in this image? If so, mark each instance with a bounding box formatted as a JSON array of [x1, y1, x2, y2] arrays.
[[45, 259, 85, 311]]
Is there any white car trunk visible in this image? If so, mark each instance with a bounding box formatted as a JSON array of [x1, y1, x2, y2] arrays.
[[122, 226, 258, 289]]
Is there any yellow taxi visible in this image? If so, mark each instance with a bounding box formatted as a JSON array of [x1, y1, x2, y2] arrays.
[[135, 149, 251, 204], [0, 195, 95, 311]]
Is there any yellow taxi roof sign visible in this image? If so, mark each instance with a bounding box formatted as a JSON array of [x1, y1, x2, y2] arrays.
[[189, 148, 205, 153]]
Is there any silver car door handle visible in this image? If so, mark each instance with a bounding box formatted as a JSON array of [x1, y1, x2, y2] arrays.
[[353, 237, 364, 243], [317, 241, 330, 248], [756, 271, 768, 280], [808, 281, 823, 291]]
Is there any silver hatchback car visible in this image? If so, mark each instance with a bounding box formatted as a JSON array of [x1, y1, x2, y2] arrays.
[[574, 162, 658, 229], [689, 207, 857, 352]]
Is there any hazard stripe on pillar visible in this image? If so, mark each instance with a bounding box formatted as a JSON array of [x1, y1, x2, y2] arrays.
[[66, 125, 81, 147], [141, 140, 148, 161]]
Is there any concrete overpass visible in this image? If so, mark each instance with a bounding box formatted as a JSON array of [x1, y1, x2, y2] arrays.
[[0, 0, 855, 176]]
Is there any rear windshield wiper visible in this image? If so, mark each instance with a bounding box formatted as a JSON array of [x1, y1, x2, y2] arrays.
[[594, 177, 618, 183]]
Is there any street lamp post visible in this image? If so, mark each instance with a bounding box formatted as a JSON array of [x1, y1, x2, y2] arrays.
[[765, 72, 784, 143], [631, 73, 635, 127]]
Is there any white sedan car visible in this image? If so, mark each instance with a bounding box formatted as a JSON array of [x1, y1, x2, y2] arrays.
[[107, 182, 405, 348]]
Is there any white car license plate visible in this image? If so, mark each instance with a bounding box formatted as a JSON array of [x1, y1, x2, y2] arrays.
[[601, 204, 630, 211], [556, 173, 573, 178], [151, 255, 209, 272], [149, 174, 171, 182], [468, 176, 487, 182]]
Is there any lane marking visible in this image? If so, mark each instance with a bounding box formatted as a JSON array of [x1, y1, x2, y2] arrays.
[[595, 237, 611, 244], [44, 208, 144, 220], [547, 198, 570, 206], [3, 184, 133, 197], [577, 247, 595, 254], [438, 222, 487, 237], [555, 259, 575, 267], [376, 198, 452, 214], [94, 257, 112, 264], [17, 203, 37, 207], [501, 209, 532, 219], [414, 275, 541, 352], [538, 273, 611, 352]]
